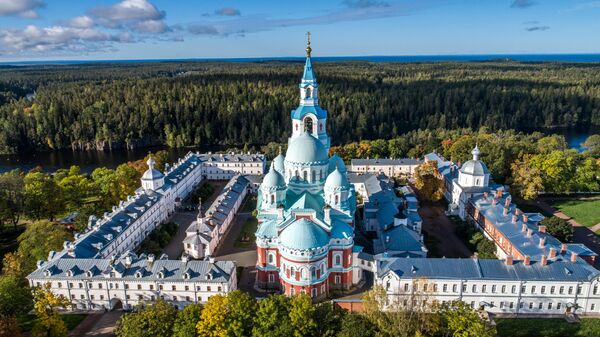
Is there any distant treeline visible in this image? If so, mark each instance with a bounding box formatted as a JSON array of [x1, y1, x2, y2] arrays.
[[1, 60, 600, 154]]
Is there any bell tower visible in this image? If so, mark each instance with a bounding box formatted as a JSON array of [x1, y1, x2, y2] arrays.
[[290, 32, 330, 152]]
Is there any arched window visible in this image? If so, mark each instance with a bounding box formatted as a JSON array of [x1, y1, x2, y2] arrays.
[[311, 170, 316, 182], [306, 87, 312, 98], [321, 264, 325, 273], [319, 123, 323, 131], [304, 117, 313, 133], [268, 253, 274, 264], [295, 170, 299, 178], [335, 195, 340, 204], [335, 255, 341, 266], [270, 194, 275, 204], [311, 267, 316, 279], [291, 267, 295, 277], [295, 124, 298, 131], [303, 171, 308, 181]]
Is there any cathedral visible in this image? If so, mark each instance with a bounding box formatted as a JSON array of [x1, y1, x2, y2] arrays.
[[254, 36, 359, 298]]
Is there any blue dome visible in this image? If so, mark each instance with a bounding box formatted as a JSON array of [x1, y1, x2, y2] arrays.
[[328, 154, 346, 174], [325, 167, 348, 190], [331, 220, 353, 240], [279, 219, 329, 250], [285, 132, 329, 164], [262, 164, 286, 189], [273, 153, 285, 175]]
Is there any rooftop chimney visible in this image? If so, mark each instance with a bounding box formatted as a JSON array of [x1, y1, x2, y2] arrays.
[[124, 255, 132, 267], [561, 244, 568, 254], [538, 225, 546, 233], [505, 255, 514, 265], [492, 199, 497, 206], [516, 208, 522, 216], [539, 237, 546, 248], [181, 254, 189, 264], [541, 255, 548, 266], [505, 197, 511, 207], [522, 223, 528, 232], [523, 214, 529, 223], [503, 207, 508, 216], [483, 192, 489, 200], [512, 215, 518, 223], [524, 255, 531, 266], [571, 252, 578, 263], [549, 247, 557, 259], [527, 228, 533, 237]]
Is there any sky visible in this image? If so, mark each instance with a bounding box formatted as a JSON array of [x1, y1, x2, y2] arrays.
[[0, 0, 599, 61]]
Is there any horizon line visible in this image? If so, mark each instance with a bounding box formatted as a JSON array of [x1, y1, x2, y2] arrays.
[[3, 52, 600, 65]]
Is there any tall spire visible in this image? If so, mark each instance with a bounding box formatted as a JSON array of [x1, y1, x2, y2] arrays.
[[306, 31, 312, 57]]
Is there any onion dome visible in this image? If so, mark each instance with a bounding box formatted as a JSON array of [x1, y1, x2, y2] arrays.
[[142, 157, 164, 180], [325, 166, 349, 190], [262, 163, 286, 189], [285, 131, 328, 164], [459, 145, 489, 175], [279, 218, 329, 250]]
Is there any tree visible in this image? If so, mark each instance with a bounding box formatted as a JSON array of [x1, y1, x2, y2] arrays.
[[414, 161, 444, 202], [24, 172, 63, 221], [116, 164, 142, 200], [510, 155, 544, 200], [173, 303, 203, 337], [440, 301, 496, 337], [115, 299, 177, 337], [583, 134, 600, 156], [55, 166, 93, 213], [363, 283, 441, 337], [31, 283, 70, 337], [16, 220, 72, 274], [469, 232, 496, 259], [0, 275, 33, 337], [252, 295, 292, 337], [0, 170, 24, 231], [314, 302, 345, 337], [196, 294, 228, 337], [1, 251, 27, 279], [289, 294, 317, 337], [226, 290, 256, 337], [338, 313, 376, 337], [541, 216, 574, 243]]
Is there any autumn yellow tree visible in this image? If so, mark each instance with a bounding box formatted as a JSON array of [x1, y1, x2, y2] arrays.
[[414, 161, 444, 202], [196, 294, 228, 337], [31, 283, 70, 337]]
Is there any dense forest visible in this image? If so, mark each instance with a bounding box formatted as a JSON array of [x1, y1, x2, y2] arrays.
[[1, 60, 600, 154]]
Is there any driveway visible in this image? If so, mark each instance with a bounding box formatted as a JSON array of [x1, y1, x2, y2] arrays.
[[419, 203, 473, 258], [161, 181, 226, 259], [68, 311, 123, 337]]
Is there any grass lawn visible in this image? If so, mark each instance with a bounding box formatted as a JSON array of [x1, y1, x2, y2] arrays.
[[19, 313, 88, 332], [550, 198, 600, 227], [234, 217, 258, 248], [495, 317, 600, 337]]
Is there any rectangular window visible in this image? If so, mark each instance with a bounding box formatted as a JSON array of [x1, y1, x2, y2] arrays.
[[551, 286, 555, 294], [509, 302, 514, 309], [548, 303, 553, 310], [218, 286, 222, 292], [443, 284, 447, 292], [521, 285, 526, 293], [541, 286, 545, 294], [453, 284, 457, 292], [482, 285, 487, 293], [80, 295, 85, 299], [578, 286, 583, 295], [529, 302, 533, 309], [560, 286, 564, 294], [472, 285, 476, 293], [404, 283, 409, 292], [557, 303, 562, 310], [592, 304, 596, 311], [492, 285, 496, 293], [538, 302, 543, 310], [137, 284, 142, 290], [100, 295, 104, 300], [520, 302, 524, 309], [149, 285, 154, 290], [569, 286, 573, 294], [501, 285, 506, 293], [462, 284, 467, 292], [172, 285, 176, 291], [207, 286, 211, 292]]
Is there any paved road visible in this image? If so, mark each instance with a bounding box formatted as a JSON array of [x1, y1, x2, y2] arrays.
[[419, 204, 473, 258], [160, 181, 226, 259], [70, 311, 123, 337]]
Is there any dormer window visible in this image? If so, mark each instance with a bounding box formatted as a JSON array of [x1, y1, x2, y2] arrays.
[[184, 272, 191, 279], [135, 271, 142, 278], [86, 271, 93, 277], [158, 271, 165, 279]]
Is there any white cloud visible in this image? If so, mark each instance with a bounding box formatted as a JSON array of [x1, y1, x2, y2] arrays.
[[70, 15, 95, 29], [89, 0, 168, 33], [0, 0, 44, 18], [0, 24, 126, 54]]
